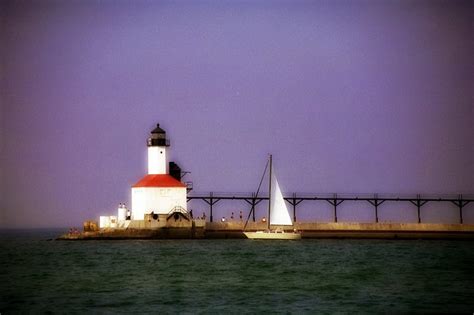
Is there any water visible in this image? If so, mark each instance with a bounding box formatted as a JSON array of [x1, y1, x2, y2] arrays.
[[1, 229, 473, 314]]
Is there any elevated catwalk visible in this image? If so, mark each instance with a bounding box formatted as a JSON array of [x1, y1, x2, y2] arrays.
[[188, 193, 473, 224]]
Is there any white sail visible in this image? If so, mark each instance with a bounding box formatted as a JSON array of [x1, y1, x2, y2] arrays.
[[243, 155, 301, 239], [270, 169, 293, 225]]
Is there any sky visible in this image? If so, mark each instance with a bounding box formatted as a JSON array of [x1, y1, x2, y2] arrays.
[[1, 0, 473, 228]]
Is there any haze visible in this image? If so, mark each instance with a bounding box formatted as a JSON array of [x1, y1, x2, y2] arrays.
[[1, 0, 472, 228]]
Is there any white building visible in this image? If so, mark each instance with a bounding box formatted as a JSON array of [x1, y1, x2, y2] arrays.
[[131, 124, 188, 220]]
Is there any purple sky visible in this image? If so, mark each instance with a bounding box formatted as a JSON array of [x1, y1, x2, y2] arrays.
[[1, 0, 473, 228]]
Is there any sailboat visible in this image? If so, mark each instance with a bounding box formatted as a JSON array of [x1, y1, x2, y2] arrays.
[[244, 155, 302, 240]]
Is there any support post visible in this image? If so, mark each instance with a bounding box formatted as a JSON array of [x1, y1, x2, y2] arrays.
[[252, 193, 256, 222], [409, 194, 427, 224], [452, 194, 471, 224], [374, 194, 378, 223], [244, 193, 260, 223], [285, 194, 303, 223], [202, 192, 221, 223], [326, 194, 344, 223], [367, 195, 385, 223], [210, 192, 213, 223], [293, 193, 297, 223], [417, 194, 421, 223]]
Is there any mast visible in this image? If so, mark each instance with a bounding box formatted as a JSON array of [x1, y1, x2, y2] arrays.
[[268, 154, 272, 230]]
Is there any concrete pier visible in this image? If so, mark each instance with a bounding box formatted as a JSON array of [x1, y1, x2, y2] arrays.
[[58, 221, 474, 240]]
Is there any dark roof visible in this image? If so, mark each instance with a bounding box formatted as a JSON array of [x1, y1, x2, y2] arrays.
[[151, 123, 166, 134]]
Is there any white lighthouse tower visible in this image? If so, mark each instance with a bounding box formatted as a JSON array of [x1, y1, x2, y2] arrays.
[[131, 124, 187, 220], [147, 124, 169, 175]]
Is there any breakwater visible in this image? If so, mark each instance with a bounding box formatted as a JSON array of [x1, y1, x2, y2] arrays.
[[58, 221, 474, 240]]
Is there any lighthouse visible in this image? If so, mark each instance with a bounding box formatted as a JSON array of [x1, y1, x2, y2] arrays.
[[147, 124, 169, 174], [131, 124, 188, 220]]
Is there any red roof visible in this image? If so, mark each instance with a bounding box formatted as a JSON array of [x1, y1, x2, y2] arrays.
[[132, 174, 186, 188]]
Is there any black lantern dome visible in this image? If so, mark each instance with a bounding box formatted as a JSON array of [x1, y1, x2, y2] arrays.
[[147, 123, 170, 147]]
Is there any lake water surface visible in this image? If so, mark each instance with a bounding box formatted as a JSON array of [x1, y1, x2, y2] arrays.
[[1, 229, 473, 313]]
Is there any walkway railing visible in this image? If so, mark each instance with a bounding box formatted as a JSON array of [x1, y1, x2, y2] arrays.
[[187, 193, 474, 224]]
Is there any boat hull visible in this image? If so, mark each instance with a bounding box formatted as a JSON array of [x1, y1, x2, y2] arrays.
[[244, 231, 302, 240]]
